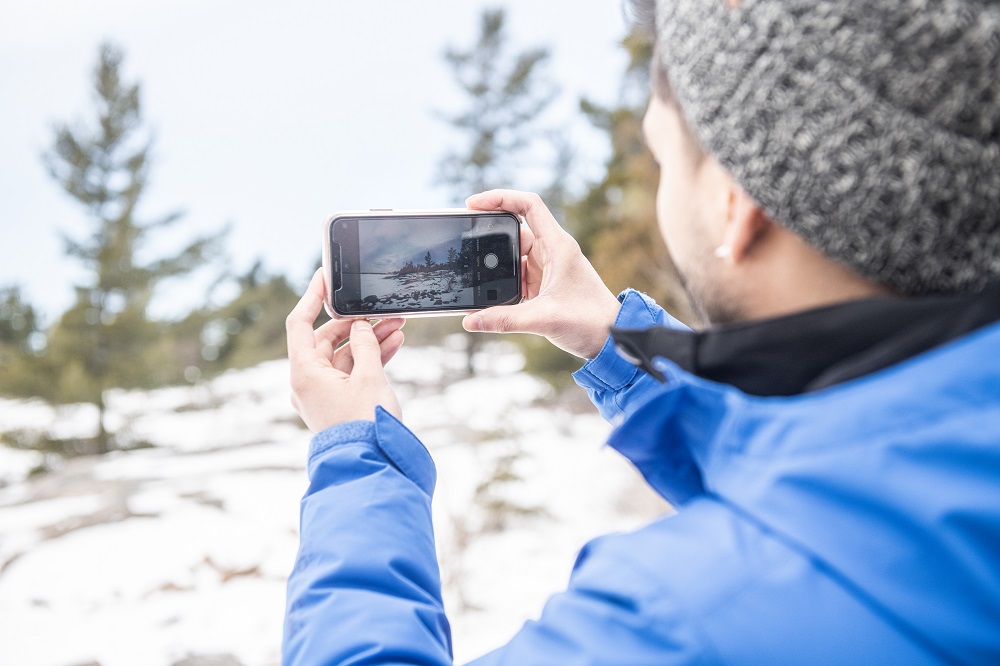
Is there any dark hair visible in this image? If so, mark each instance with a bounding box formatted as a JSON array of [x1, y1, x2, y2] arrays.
[[623, 0, 706, 162], [623, 0, 675, 104], [623, 0, 657, 32]]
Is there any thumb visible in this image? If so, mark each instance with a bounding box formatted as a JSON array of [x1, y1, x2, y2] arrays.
[[349, 320, 385, 377], [463, 301, 549, 336]]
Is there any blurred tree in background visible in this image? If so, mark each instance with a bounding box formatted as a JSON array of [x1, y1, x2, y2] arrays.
[[567, 32, 691, 323], [0, 15, 696, 458], [436, 7, 559, 204], [517, 28, 694, 386], [39, 42, 225, 453], [174, 261, 300, 379], [0, 288, 40, 350], [0, 42, 303, 457], [0, 287, 48, 398], [435, 7, 566, 375]]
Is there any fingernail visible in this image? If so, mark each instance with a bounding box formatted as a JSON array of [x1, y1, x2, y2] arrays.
[[353, 320, 368, 331], [464, 315, 482, 332]]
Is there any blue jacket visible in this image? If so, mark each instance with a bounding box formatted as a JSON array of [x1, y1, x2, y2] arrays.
[[283, 290, 1000, 664]]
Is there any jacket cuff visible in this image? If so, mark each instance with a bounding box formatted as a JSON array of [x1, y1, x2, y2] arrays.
[[307, 406, 437, 497], [574, 290, 666, 391], [309, 419, 375, 460]]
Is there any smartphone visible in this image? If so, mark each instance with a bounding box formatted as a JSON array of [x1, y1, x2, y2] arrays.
[[322, 209, 522, 318]]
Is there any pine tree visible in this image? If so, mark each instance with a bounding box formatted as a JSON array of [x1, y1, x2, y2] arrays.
[[0, 287, 39, 353], [514, 30, 694, 385], [177, 261, 300, 375], [436, 7, 563, 374], [567, 32, 693, 323], [0, 286, 48, 399], [42, 42, 223, 454], [436, 8, 558, 198]]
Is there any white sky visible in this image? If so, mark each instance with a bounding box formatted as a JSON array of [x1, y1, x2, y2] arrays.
[[0, 0, 629, 322]]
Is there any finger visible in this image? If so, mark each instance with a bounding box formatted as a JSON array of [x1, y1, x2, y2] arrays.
[[317, 336, 336, 361], [521, 255, 531, 300], [519, 221, 535, 257], [348, 319, 385, 379], [380, 329, 405, 366], [465, 190, 564, 241], [371, 317, 405, 342], [466, 191, 535, 255], [331, 340, 353, 374], [315, 316, 355, 348], [286, 269, 326, 362], [462, 299, 550, 335], [328, 317, 403, 344], [332, 317, 406, 373]]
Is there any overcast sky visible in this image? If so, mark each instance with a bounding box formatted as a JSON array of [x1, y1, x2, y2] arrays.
[[0, 0, 630, 322], [357, 218, 468, 273]]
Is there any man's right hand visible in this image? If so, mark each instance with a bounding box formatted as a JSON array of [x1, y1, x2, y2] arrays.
[[462, 189, 621, 360]]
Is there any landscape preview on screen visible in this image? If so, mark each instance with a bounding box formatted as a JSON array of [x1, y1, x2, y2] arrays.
[[334, 215, 515, 313]]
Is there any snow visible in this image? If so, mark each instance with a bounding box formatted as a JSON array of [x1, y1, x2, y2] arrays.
[[360, 270, 474, 310], [0, 339, 670, 666]]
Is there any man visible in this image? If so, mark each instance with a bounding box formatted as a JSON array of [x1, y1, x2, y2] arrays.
[[283, 0, 1000, 663]]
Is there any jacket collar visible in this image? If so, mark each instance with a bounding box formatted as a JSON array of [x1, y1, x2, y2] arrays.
[[610, 282, 1000, 397]]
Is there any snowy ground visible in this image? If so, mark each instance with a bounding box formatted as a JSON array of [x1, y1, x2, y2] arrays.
[[0, 338, 670, 666], [359, 269, 471, 311]]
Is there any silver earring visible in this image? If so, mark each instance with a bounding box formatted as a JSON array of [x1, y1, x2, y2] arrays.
[[713, 245, 732, 260]]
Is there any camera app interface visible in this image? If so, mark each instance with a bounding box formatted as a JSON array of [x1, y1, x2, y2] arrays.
[[333, 215, 517, 314]]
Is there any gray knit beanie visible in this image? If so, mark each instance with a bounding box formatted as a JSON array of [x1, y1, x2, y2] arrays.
[[655, 0, 1000, 296]]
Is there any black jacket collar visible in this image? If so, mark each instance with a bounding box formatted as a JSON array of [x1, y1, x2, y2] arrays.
[[611, 283, 1000, 397]]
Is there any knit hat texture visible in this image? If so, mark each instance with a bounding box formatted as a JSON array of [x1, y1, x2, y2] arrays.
[[656, 0, 1000, 295]]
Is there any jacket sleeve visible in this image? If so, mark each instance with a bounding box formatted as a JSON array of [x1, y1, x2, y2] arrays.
[[573, 289, 690, 423], [468, 526, 706, 665], [282, 407, 453, 665], [283, 407, 704, 665]]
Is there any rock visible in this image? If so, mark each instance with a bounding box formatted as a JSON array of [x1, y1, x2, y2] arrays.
[[171, 655, 244, 666]]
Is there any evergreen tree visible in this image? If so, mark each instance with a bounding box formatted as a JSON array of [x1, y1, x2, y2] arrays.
[[516, 30, 694, 385], [0, 286, 47, 398], [0, 286, 40, 353], [42, 42, 223, 453], [178, 261, 300, 375], [567, 32, 693, 323], [436, 7, 563, 374], [436, 8, 558, 199]]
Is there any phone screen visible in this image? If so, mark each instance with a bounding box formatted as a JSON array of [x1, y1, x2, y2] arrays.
[[330, 212, 520, 316]]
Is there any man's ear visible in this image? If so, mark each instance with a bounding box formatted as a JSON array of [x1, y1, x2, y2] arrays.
[[723, 186, 771, 264]]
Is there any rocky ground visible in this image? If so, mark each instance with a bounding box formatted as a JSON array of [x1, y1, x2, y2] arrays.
[[358, 269, 471, 311]]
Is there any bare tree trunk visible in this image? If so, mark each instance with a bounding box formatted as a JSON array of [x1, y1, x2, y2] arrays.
[[464, 331, 481, 376], [95, 389, 110, 455]]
